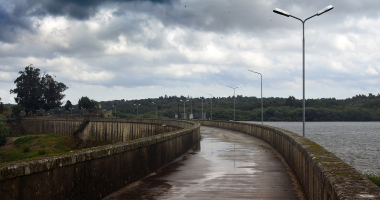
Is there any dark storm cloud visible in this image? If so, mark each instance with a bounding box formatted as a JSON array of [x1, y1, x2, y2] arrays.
[[0, 0, 173, 43], [0, 4, 34, 43]]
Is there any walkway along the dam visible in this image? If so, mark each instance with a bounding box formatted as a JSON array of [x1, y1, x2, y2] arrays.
[[104, 126, 305, 199]]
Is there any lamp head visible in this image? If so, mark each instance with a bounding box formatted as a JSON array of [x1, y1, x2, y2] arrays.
[[317, 5, 333, 16], [273, 8, 290, 17]]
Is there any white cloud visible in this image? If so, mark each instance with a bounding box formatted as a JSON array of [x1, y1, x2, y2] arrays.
[[365, 67, 378, 76], [334, 35, 355, 51], [0, 72, 12, 81]]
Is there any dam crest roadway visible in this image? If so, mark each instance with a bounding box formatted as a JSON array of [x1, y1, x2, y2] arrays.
[[104, 126, 305, 200]]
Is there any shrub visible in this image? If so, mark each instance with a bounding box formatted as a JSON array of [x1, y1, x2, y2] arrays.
[[365, 174, 380, 187], [23, 146, 30, 152], [0, 119, 11, 146], [38, 149, 46, 155]]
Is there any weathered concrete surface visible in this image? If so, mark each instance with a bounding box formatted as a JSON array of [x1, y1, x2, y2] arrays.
[[20, 118, 181, 143], [196, 120, 380, 200], [103, 126, 305, 200], [0, 119, 200, 200]]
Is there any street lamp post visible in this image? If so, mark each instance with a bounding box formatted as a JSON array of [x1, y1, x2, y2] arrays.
[[273, 5, 333, 137], [226, 85, 242, 121], [180, 100, 189, 119], [190, 97, 192, 118], [248, 70, 263, 125], [205, 92, 213, 120], [152, 102, 157, 118], [134, 104, 140, 118]]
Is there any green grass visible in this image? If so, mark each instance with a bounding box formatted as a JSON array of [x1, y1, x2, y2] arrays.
[[365, 174, 380, 187], [14, 136, 40, 147], [0, 134, 72, 163]]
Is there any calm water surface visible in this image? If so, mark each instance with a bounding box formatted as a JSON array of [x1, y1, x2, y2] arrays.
[[246, 122, 380, 175]]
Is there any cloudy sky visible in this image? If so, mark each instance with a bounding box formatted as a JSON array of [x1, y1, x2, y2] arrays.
[[1, 0, 380, 104]]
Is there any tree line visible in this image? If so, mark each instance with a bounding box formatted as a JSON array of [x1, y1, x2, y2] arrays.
[[94, 93, 380, 121]]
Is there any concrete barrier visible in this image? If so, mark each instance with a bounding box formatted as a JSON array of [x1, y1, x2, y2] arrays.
[[20, 118, 182, 142], [0, 119, 200, 200], [196, 120, 380, 199]]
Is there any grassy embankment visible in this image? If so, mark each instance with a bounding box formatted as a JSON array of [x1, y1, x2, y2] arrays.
[[0, 134, 110, 164]]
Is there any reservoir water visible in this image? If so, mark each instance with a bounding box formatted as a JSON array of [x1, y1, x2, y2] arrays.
[[246, 121, 380, 175]]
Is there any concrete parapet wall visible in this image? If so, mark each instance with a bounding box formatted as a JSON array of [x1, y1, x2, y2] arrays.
[[196, 120, 380, 199], [20, 118, 182, 143], [0, 119, 200, 200], [20, 118, 83, 136]]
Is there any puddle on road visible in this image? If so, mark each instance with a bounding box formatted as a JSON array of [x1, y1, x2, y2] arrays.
[[103, 127, 304, 200]]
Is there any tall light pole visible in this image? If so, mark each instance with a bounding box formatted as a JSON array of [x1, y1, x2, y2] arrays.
[[249, 70, 263, 125], [226, 85, 242, 121], [190, 96, 192, 117], [273, 5, 333, 137], [70, 108, 74, 118], [152, 102, 157, 118], [180, 100, 189, 119], [205, 92, 213, 120], [134, 104, 140, 118]]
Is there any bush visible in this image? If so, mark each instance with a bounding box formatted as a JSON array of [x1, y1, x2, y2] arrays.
[[365, 174, 380, 187], [23, 146, 30, 152], [38, 149, 46, 155], [0, 117, 11, 146]]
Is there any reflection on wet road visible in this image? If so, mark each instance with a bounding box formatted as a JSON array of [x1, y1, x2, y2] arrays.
[[103, 126, 305, 200]]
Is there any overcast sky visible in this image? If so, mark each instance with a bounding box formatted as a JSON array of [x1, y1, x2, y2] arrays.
[[1, 0, 380, 104]]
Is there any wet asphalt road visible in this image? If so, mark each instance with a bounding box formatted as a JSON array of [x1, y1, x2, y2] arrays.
[[103, 126, 305, 200]]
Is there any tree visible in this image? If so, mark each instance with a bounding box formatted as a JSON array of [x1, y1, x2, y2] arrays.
[[9, 64, 68, 116], [78, 97, 100, 113], [11, 105, 25, 118], [285, 96, 296, 107], [40, 74, 68, 111], [78, 96, 92, 110], [64, 100, 73, 110], [10, 65, 42, 115]]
